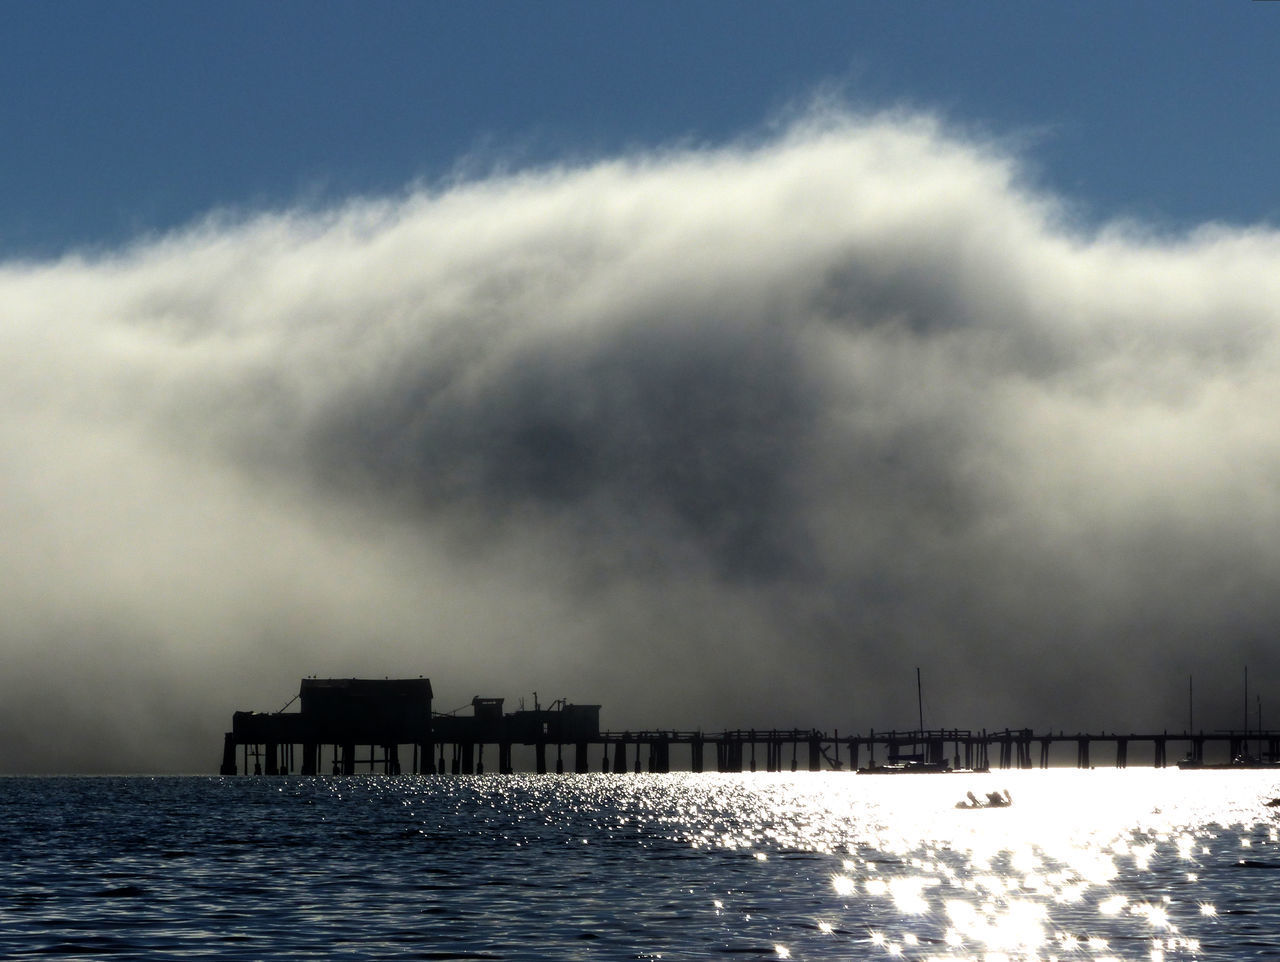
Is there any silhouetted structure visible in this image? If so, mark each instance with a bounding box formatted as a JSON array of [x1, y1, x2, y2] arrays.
[[220, 680, 603, 776], [221, 678, 434, 775], [220, 679, 1280, 774], [430, 697, 603, 774]]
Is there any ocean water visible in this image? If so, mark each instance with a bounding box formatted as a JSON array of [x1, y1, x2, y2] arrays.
[[2, 770, 1279, 960]]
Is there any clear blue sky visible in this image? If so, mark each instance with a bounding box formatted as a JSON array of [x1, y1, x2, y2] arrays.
[[2, 1, 1278, 257]]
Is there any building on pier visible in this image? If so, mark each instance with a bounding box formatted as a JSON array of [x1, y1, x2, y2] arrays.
[[430, 696, 603, 774], [220, 677, 435, 775], [220, 679, 602, 776]]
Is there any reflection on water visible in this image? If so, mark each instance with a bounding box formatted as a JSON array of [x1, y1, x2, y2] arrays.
[[1, 770, 1279, 959], [721, 768, 1280, 961]]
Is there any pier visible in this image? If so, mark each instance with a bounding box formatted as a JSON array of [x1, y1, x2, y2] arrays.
[[220, 678, 1280, 774]]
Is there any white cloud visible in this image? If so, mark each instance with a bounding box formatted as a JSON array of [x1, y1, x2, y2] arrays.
[[2, 110, 1279, 770]]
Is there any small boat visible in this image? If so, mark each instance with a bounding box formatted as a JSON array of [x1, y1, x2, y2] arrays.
[[858, 757, 954, 775], [955, 789, 1012, 809], [1178, 754, 1280, 771], [856, 668, 960, 774], [1179, 668, 1280, 770]]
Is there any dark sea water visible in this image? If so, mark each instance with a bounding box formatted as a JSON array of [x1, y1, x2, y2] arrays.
[[2, 770, 1279, 960]]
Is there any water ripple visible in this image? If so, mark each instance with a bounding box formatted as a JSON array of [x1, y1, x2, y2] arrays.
[[0, 771, 1278, 959]]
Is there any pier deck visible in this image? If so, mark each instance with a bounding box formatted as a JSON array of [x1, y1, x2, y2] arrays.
[[219, 680, 1280, 774]]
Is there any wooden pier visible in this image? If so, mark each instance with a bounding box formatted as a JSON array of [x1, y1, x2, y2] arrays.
[[220, 679, 1280, 775]]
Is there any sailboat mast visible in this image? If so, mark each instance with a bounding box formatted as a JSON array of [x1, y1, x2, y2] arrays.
[[1188, 675, 1193, 733], [916, 666, 924, 732]]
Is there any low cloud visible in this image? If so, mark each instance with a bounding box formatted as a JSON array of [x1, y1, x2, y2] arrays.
[[3, 110, 1279, 771]]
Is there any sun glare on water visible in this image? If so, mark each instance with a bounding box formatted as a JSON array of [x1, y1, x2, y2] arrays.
[[702, 768, 1280, 961]]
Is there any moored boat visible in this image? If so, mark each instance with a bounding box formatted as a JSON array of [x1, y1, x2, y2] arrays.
[[857, 756, 953, 775], [1178, 754, 1280, 770]]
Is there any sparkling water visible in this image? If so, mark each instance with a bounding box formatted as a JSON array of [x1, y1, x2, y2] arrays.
[[2, 769, 1278, 959]]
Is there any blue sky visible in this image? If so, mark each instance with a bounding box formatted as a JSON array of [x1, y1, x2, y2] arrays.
[[4, 1, 1278, 257]]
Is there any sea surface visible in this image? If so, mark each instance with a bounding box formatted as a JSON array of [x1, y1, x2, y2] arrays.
[[2, 770, 1279, 960]]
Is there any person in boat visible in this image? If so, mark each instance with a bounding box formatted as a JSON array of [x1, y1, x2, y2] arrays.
[[957, 789, 1013, 809]]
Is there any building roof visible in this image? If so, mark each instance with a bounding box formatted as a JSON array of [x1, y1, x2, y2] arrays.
[[299, 677, 433, 699]]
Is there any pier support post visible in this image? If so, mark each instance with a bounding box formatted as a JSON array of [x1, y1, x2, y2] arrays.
[[575, 742, 589, 773], [928, 736, 944, 766], [220, 734, 237, 776], [645, 740, 668, 773], [691, 738, 704, 773], [535, 742, 546, 775]]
